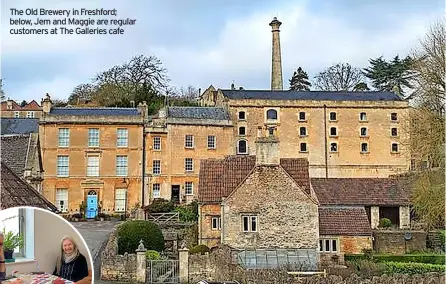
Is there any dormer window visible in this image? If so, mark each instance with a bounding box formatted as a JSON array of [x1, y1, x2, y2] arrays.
[[267, 109, 277, 120]]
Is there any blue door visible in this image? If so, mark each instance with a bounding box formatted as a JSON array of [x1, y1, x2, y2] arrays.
[[86, 191, 98, 219]]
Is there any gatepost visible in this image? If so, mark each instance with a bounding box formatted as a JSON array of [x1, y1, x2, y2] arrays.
[[178, 248, 189, 283], [136, 239, 147, 283]]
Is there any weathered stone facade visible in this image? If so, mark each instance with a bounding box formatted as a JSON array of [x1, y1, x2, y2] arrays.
[[198, 203, 222, 248], [373, 230, 426, 254], [341, 236, 373, 254], [222, 165, 319, 249]]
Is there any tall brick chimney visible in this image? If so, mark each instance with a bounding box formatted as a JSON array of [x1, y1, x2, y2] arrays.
[[270, 17, 283, 90], [255, 126, 280, 165], [41, 93, 52, 113]]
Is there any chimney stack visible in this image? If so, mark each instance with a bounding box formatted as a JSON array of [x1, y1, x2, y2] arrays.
[[41, 93, 53, 113], [255, 126, 280, 165], [269, 17, 283, 90]]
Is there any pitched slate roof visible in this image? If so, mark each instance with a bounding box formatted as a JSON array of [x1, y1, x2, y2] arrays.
[[221, 89, 402, 101], [168, 107, 230, 120], [198, 156, 311, 202], [49, 107, 140, 116], [0, 161, 58, 212], [1, 118, 39, 135], [319, 207, 372, 236], [311, 178, 410, 206], [0, 135, 30, 177]]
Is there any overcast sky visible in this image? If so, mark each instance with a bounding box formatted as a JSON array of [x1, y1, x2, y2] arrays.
[[1, 0, 443, 102]]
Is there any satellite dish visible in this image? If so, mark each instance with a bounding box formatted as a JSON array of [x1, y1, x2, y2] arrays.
[[404, 232, 412, 241]]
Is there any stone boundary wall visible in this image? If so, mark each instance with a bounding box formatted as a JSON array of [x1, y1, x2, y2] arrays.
[[373, 230, 426, 254], [100, 226, 138, 282]]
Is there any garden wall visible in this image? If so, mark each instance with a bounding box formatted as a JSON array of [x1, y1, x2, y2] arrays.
[[373, 230, 426, 254], [100, 228, 138, 282]]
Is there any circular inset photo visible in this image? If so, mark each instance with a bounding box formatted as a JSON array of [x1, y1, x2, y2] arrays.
[[0, 207, 93, 284]]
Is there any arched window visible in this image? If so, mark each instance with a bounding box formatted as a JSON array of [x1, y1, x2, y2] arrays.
[[266, 109, 277, 120], [237, 140, 248, 154]]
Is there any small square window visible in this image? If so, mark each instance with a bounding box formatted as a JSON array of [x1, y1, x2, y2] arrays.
[[391, 113, 398, 121], [360, 112, 367, 121], [299, 112, 306, 121], [299, 127, 307, 136], [392, 143, 399, 152], [211, 217, 221, 230], [361, 143, 368, 153], [238, 111, 246, 120], [26, 111, 35, 118], [330, 127, 337, 136], [300, 142, 307, 152], [330, 143, 338, 152], [360, 127, 367, 136], [239, 127, 246, 136], [242, 215, 258, 232], [391, 128, 398, 137], [14, 111, 20, 118], [329, 112, 337, 121]]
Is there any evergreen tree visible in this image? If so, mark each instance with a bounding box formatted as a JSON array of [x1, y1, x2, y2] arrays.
[[289, 67, 311, 91], [363, 55, 415, 97]]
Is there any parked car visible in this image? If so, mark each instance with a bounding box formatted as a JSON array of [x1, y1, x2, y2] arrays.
[[196, 281, 240, 284]]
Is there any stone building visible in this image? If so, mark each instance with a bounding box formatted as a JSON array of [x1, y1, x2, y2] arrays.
[[197, 129, 411, 261], [1, 99, 43, 118], [1, 133, 44, 192], [39, 95, 147, 217], [145, 107, 233, 204]]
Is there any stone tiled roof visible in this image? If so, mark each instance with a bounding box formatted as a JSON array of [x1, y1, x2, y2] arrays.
[[221, 89, 402, 101], [49, 107, 140, 116], [1, 118, 39, 135], [0, 135, 30, 177], [0, 161, 58, 212], [167, 107, 230, 120], [319, 207, 372, 236], [198, 156, 311, 202], [311, 178, 410, 206]]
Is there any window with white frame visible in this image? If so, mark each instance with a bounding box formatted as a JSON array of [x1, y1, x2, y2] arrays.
[[266, 109, 277, 120], [185, 158, 193, 172], [185, 135, 194, 148], [211, 217, 221, 230], [56, 189, 68, 213], [238, 111, 246, 120], [57, 156, 69, 177], [361, 143, 369, 153], [88, 128, 100, 147], [152, 160, 161, 175], [14, 111, 20, 118], [26, 111, 34, 118], [391, 128, 398, 137], [300, 142, 308, 152], [360, 127, 368, 137], [330, 142, 338, 152], [87, 156, 100, 177], [0, 208, 25, 256], [299, 112, 306, 121], [116, 156, 128, 176], [117, 128, 128, 147], [359, 112, 367, 121], [391, 113, 398, 121], [237, 140, 248, 154], [185, 182, 193, 195], [153, 136, 161, 150], [319, 238, 338, 252], [239, 127, 246, 136], [299, 127, 307, 136], [152, 184, 161, 198], [330, 127, 337, 136], [115, 188, 127, 212], [391, 143, 399, 153], [58, 128, 70, 147], [242, 215, 258, 232], [329, 112, 337, 121], [207, 135, 216, 149]]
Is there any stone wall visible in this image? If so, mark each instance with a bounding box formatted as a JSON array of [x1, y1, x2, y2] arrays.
[[101, 228, 138, 282], [373, 230, 426, 254]]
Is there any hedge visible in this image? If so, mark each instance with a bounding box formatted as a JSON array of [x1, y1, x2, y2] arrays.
[[189, 244, 210, 255], [345, 254, 446, 265], [117, 220, 164, 254], [384, 261, 445, 274]]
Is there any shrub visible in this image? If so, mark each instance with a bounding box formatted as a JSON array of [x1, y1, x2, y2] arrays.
[[345, 253, 446, 265], [145, 250, 161, 260], [189, 244, 210, 255], [346, 260, 386, 278], [379, 218, 392, 228], [117, 220, 164, 254], [385, 261, 445, 274], [147, 199, 174, 213], [174, 205, 198, 222], [439, 230, 446, 252]]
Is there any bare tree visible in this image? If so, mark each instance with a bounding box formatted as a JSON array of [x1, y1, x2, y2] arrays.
[[314, 63, 365, 91], [68, 83, 95, 105], [409, 21, 445, 116]]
